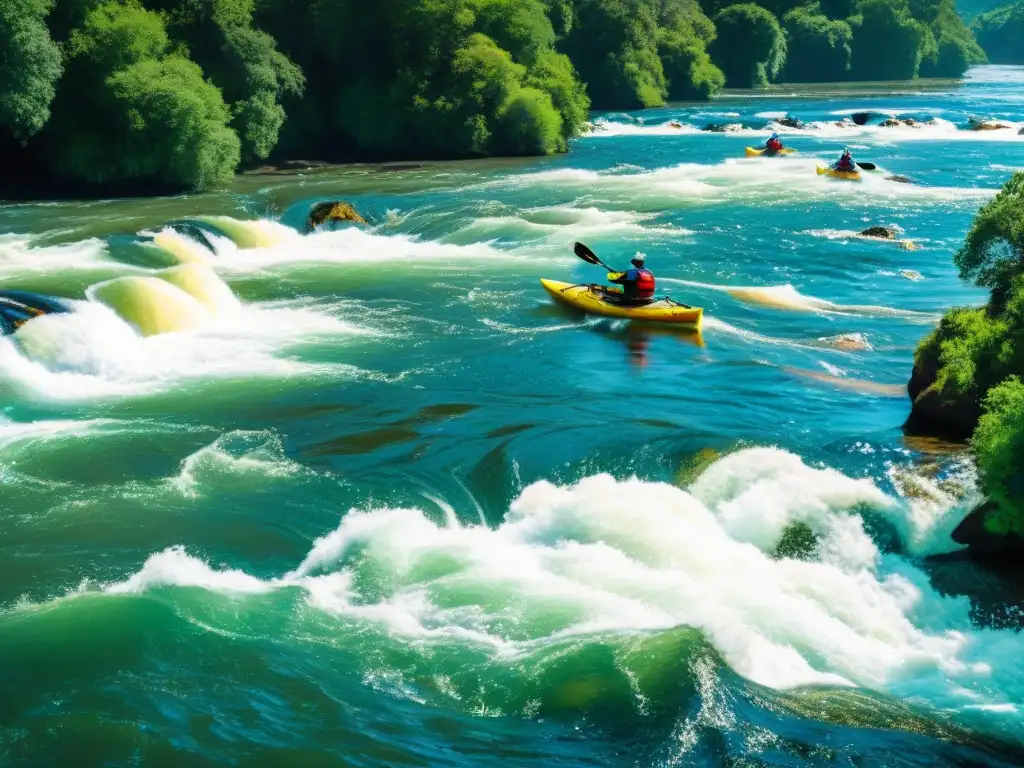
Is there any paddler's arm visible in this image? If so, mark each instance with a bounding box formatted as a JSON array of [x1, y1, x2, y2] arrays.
[[607, 271, 627, 284]]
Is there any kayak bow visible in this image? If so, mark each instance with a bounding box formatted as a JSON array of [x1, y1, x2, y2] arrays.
[[745, 146, 796, 157], [816, 165, 861, 180], [541, 279, 703, 328]]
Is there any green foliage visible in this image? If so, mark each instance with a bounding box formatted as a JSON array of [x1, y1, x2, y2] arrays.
[[850, 0, 927, 79], [561, 0, 667, 108], [710, 3, 787, 87], [0, 0, 63, 138], [973, 1, 1024, 64], [954, 172, 1024, 309], [496, 86, 563, 153], [973, 377, 1024, 534], [525, 49, 590, 140], [470, 0, 556, 64], [51, 2, 239, 189], [658, 27, 725, 99], [68, 0, 170, 71], [782, 4, 853, 82]]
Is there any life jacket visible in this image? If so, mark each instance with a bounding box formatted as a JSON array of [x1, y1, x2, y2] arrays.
[[634, 268, 655, 299], [767, 139, 783, 151]]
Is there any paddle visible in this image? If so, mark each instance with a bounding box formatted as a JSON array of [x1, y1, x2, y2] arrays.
[[856, 161, 877, 171], [573, 241, 615, 272]]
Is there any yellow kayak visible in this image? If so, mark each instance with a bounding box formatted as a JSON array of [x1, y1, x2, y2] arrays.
[[817, 165, 861, 180], [745, 146, 796, 156], [541, 279, 703, 328]]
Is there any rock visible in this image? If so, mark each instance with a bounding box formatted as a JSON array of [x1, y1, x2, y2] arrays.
[[881, 118, 901, 127], [834, 118, 855, 128], [306, 201, 367, 232], [900, 268, 923, 279], [881, 118, 917, 127], [1019, 126, 1024, 135], [776, 116, 805, 130], [703, 123, 743, 133], [860, 226, 897, 240], [0, 290, 73, 335], [949, 502, 1024, 563], [970, 121, 1012, 131], [903, 339, 980, 440], [666, 120, 684, 129], [885, 175, 913, 184], [851, 112, 872, 126]]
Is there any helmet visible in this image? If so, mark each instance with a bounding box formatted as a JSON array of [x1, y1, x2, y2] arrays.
[[631, 253, 646, 267], [771, 132, 779, 139], [843, 147, 851, 154]]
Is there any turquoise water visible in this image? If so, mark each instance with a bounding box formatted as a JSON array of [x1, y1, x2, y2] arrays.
[[3, 66, 1024, 766]]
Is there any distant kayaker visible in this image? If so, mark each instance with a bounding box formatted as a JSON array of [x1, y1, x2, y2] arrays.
[[608, 254, 656, 304], [765, 132, 784, 153], [833, 148, 856, 172]]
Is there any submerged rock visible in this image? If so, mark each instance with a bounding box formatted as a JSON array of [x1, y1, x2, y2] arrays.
[[834, 118, 855, 128], [851, 111, 872, 125], [881, 118, 917, 128], [0, 291, 72, 335], [969, 120, 1013, 131], [860, 226, 897, 240], [307, 201, 367, 231], [703, 123, 743, 133], [885, 175, 914, 184], [776, 116, 805, 129]]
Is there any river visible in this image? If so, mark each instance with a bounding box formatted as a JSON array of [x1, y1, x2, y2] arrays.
[[2, 66, 1024, 766]]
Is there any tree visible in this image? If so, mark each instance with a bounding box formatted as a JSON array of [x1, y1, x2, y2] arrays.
[[954, 172, 1024, 310], [710, 3, 787, 87], [972, 1, 1024, 64], [973, 376, 1024, 534], [50, 1, 240, 189], [782, 5, 853, 82], [849, 0, 927, 80], [560, 0, 667, 108], [0, 0, 63, 138], [658, 27, 725, 99]]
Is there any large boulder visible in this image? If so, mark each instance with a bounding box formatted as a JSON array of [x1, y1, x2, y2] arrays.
[[776, 116, 805, 129], [903, 341, 980, 440], [949, 501, 1024, 563], [860, 226, 897, 240], [307, 201, 367, 232]]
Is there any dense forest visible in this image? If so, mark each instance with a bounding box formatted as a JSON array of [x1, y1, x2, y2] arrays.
[[908, 173, 1024, 537], [972, 1, 1024, 62], [0, 0, 985, 192]]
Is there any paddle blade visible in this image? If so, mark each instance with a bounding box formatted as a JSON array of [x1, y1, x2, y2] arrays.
[[856, 162, 876, 171], [573, 241, 601, 265]]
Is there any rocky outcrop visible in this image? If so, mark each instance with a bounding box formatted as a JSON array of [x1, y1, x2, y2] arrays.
[[947, 502, 1024, 563], [881, 118, 917, 127], [968, 119, 1013, 131], [851, 112, 872, 126], [903, 338, 980, 440], [306, 201, 367, 231], [860, 226, 897, 240], [833, 118, 855, 128], [776, 116, 805, 129]]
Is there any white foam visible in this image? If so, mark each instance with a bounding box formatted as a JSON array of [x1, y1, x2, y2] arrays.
[[0, 233, 122, 277], [95, 448, 1024, 737], [0, 297, 368, 400], [208, 226, 544, 274]]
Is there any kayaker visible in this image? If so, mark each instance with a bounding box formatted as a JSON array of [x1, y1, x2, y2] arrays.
[[833, 148, 856, 172], [765, 133, 784, 153], [607, 254, 656, 304]]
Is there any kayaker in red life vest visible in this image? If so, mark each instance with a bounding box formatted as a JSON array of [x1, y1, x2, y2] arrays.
[[608, 254, 656, 304], [834, 148, 856, 172], [765, 132, 784, 153]]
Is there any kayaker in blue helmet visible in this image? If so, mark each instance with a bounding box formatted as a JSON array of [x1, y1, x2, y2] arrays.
[[834, 148, 856, 172], [765, 132, 784, 153], [607, 253, 656, 304]]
